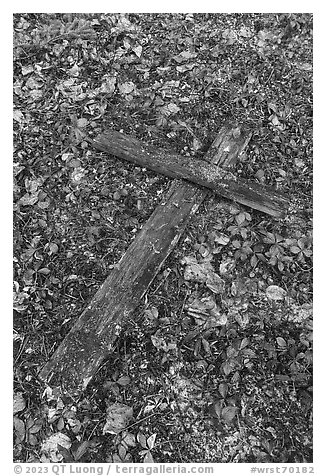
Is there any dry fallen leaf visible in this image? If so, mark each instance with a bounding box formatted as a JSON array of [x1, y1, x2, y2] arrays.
[[119, 81, 135, 95], [14, 416, 26, 443], [13, 392, 26, 414], [186, 296, 227, 327], [266, 285, 287, 301], [181, 256, 225, 293], [103, 403, 133, 434], [41, 432, 71, 462]]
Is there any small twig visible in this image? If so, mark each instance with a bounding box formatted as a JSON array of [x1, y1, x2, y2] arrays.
[[124, 411, 165, 430], [178, 289, 189, 319]]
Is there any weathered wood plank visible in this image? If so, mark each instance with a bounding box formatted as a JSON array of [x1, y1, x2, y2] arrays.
[[92, 129, 289, 218], [38, 124, 251, 394]]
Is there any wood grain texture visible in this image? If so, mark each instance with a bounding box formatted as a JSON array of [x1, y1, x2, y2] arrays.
[[38, 124, 251, 394], [93, 128, 289, 218]]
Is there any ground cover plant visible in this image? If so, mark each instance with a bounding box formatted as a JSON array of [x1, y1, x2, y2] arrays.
[[13, 13, 312, 463]]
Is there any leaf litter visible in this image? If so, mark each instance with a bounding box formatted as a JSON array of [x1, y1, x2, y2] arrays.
[[13, 13, 312, 464]]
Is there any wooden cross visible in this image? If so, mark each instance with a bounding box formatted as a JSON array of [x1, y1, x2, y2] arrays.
[[39, 123, 289, 394]]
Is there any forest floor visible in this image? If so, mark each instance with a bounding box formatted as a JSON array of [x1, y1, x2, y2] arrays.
[[13, 13, 312, 463]]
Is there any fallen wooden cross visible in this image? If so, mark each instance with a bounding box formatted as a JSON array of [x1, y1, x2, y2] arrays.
[[39, 123, 289, 394]]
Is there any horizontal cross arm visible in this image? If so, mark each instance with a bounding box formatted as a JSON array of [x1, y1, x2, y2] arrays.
[[92, 129, 289, 218]]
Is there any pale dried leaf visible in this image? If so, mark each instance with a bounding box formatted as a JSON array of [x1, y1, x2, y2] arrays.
[[13, 392, 26, 414], [266, 285, 287, 301], [103, 404, 133, 435], [41, 433, 71, 463]]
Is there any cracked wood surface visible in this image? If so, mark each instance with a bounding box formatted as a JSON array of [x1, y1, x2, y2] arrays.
[[93, 128, 289, 218]]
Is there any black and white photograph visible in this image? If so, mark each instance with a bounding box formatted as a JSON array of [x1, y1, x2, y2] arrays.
[[13, 10, 313, 467]]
